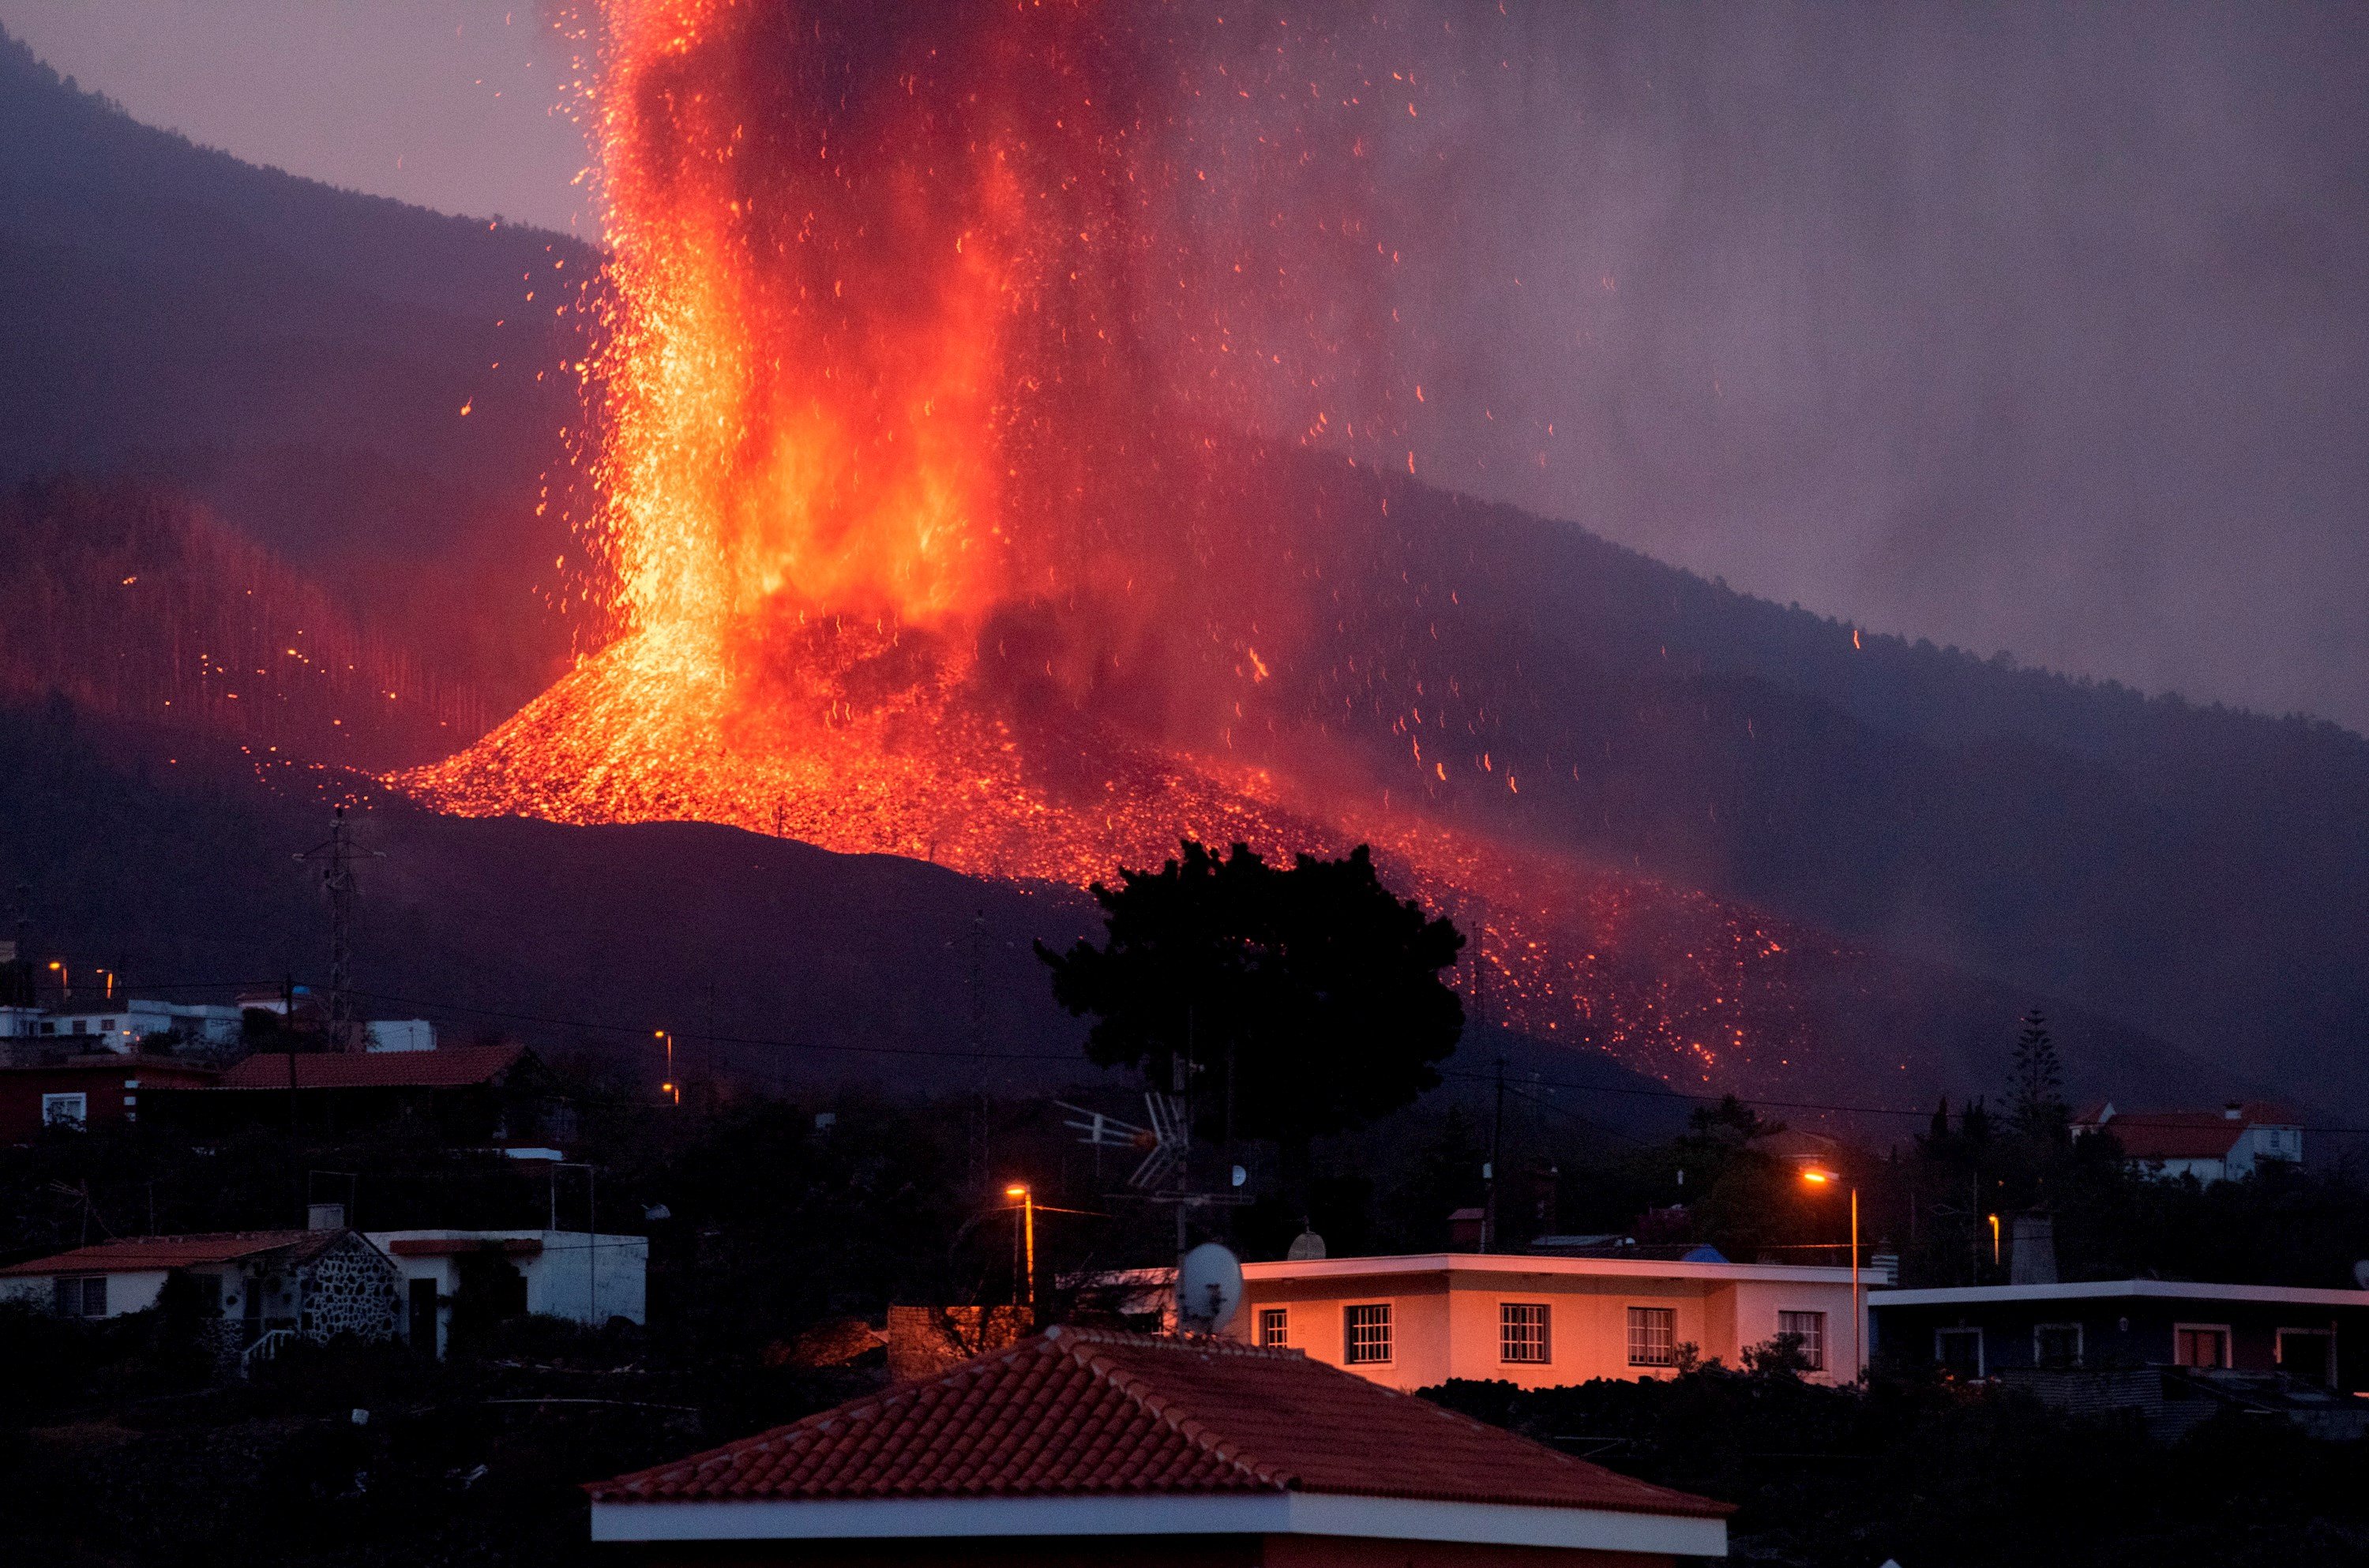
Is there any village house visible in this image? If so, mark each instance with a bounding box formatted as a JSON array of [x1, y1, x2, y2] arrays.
[[1231, 1251, 1864, 1390], [2071, 1101, 2304, 1183], [363, 1228, 649, 1356], [152, 1043, 550, 1144], [0, 1053, 218, 1139], [588, 1326, 1733, 1564], [0, 1219, 404, 1360]]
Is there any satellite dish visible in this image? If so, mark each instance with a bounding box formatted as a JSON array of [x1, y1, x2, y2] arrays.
[[1176, 1243, 1244, 1335], [1286, 1229, 1327, 1262], [2353, 1259, 2369, 1289]]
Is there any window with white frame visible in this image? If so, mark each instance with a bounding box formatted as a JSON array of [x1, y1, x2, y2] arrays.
[[1259, 1307, 1289, 1348], [1500, 1303, 1550, 1364], [2277, 1328, 2335, 1386], [41, 1093, 87, 1128], [52, 1276, 106, 1317], [1627, 1306, 1676, 1367], [2173, 1324, 2230, 1370], [1344, 1303, 1392, 1364], [2033, 1322, 2083, 1367], [1778, 1310, 1827, 1371], [1935, 1326, 1984, 1379]]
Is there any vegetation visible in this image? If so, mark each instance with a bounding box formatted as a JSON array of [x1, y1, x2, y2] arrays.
[[1039, 840, 1466, 1151], [1427, 1365, 2369, 1567]]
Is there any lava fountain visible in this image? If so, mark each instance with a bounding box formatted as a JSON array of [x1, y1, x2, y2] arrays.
[[400, 0, 1866, 1100]]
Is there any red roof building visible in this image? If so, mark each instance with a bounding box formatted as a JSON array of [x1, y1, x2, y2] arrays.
[[0, 1055, 217, 1142], [153, 1045, 542, 1143], [213, 1044, 527, 1090], [2072, 1101, 2304, 1183], [588, 1326, 1730, 1563]]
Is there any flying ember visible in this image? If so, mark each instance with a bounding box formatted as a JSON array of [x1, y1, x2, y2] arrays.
[[398, 0, 1839, 1099]]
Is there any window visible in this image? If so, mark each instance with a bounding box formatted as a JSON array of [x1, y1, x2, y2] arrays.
[[1627, 1306, 1676, 1367], [1344, 1304, 1392, 1364], [70, 1018, 86, 1035], [2277, 1329, 2335, 1386], [1778, 1311, 1827, 1371], [1259, 1307, 1289, 1349], [2033, 1323, 2083, 1367], [1500, 1303, 1551, 1364], [41, 1093, 88, 1128], [52, 1277, 106, 1317], [1935, 1327, 1984, 1379], [2173, 1325, 2230, 1370]]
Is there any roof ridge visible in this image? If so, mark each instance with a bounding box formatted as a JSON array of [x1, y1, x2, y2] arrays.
[[1042, 1328, 1294, 1492]]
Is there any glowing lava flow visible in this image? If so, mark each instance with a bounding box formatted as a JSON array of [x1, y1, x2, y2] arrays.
[[400, 2, 1883, 1107]]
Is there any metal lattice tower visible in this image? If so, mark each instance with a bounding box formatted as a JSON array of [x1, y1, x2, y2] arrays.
[[295, 807, 381, 1048]]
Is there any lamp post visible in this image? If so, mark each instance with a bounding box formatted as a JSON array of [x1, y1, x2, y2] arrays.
[[655, 1030, 678, 1105], [1800, 1166, 1862, 1380], [1005, 1183, 1035, 1315]]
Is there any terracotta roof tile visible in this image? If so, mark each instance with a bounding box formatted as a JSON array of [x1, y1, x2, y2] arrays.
[[0, 1229, 344, 1275], [588, 1326, 1729, 1518], [212, 1045, 524, 1091]]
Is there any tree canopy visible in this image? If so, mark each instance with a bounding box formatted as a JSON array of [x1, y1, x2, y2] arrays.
[[1037, 841, 1466, 1147]]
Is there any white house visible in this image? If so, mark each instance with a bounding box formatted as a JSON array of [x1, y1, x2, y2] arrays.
[[26, 1000, 243, 1053], [1230, 1251, 1865, 1389], [2071, 1101, 2304, 1183], [0, 1226, 404, 1352], [363, 1229, 648, 1356]]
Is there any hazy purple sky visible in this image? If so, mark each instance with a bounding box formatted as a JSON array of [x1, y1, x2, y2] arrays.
[[5, 2, 2364, 731], [0, 1, 593, 232]]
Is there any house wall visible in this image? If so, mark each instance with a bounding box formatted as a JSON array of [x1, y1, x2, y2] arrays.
[[0, 1266, 170, 1316], [1869, 1297, 2369, 1390], [1241, 1263, 1860, 1389], [366, 1229, 648, 1356], [630, 1532, 1680, 1566], [0, 1060, 213, 1139]]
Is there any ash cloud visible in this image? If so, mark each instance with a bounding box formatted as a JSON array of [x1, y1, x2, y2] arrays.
[[1209, 2, 2369, 731]]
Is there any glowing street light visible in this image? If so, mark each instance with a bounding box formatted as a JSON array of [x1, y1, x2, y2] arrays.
[[1005, 1183, 1036, 1313], [656, 1029, 678, 1105], [1800, 1165, 1863, 1380]]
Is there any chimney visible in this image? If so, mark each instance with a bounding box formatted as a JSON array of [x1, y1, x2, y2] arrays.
[[1447, 1206, 1485, 1251], [2009, 1214, 2057, 1285], [2223, 1101, 2244, 1121], [307, 1202, 347, 1232]]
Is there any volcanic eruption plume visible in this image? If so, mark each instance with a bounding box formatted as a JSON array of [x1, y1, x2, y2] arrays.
[[402, 1, 1867, 1098]]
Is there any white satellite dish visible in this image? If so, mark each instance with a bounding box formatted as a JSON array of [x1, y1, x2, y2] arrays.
[[2353, 1259, 2369, 1290], [1176, 1242, 1244, 1335]]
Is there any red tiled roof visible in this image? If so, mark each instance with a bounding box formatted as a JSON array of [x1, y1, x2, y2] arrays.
[[0, 1056, 216, 1082], [0, 1229, 344, 1276], [588, 1326, 1730, 1518], [213, 1045, 524, 1091], [2083, 1103, 2303, 1163]]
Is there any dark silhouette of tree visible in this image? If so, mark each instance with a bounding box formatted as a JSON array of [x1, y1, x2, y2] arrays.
[[2010, 1008, 2068, 1136], [1037, 841, 1465, 1151]]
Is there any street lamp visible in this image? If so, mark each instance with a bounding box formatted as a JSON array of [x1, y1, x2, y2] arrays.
[[655, 1030, 678, 1105], [1800, 1165, 1863, 1380], [1005, 1183, 1035, 1315]]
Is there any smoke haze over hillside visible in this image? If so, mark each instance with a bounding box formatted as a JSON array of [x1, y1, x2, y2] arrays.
[[11, 1, 2360, 731]]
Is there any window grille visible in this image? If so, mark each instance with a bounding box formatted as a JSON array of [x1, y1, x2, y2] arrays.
[[1627, 1306, 1676, 1367], [1344, 1304, 1392, 1364], [1778, 1311, 1826, 1370], [1500, 1303, 1550, 1364], [1259, 1307, 1289, 1348]]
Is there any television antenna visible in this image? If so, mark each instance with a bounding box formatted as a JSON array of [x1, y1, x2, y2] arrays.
[[1057, 1093, 1192, 1191]]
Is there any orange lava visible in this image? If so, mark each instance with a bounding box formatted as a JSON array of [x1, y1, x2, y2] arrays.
[[399, 2, 1864, 1106]]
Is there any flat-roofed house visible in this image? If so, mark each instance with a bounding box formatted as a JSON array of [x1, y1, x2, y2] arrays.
[[587, 1326, 1733, 1564], [1231, 1252, 1864, 1389]]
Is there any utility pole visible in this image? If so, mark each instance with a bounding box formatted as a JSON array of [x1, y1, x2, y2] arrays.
[[1485, 1055, 1505, 1253], [295, 806, 380, 1049], [971, 909, 989, 1198]]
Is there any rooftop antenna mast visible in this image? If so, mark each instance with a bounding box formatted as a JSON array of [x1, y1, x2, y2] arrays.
[[295, 806, 381, 1049]]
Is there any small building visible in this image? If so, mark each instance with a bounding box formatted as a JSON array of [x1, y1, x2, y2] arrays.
[[2071, 1101, 2303, 1183], [1868, 1278, 2369, 1391], [156, 1044, 544, 1142], [0, 1054, 219, 1139], [363, 1228, 648, 1356], [1233, 1251, 1864, 1389], [8, 999, 242, 1060], [588, 1326, 1732, 1563], [0, 1226, 404, 1354]]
